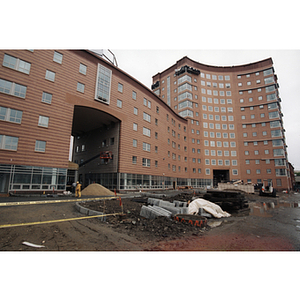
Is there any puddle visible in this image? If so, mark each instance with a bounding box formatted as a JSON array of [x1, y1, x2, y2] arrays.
[[248, 201, 300, 218]]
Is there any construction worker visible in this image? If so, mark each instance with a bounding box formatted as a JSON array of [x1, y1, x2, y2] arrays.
[[75, 181, 82, 198]]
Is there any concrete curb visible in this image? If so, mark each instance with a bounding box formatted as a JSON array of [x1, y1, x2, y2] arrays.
[[75, 202, 106, 221]]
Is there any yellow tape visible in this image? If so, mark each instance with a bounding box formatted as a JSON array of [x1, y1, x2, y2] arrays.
[[0, 212, 123, 229], [0, 196, 117, 207]]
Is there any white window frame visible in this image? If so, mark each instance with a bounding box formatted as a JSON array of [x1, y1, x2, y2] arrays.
[[3, 53, 31, 74], [77, 82, 85, 93], [95, 63, 112, 104], [38, 116, 49, 128], [35, 140, 46, 152], [53, 51, 63, 64], [0, 134, 19, 151]]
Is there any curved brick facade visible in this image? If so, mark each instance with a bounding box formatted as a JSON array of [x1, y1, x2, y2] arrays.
[[0, 50, 292, 192]]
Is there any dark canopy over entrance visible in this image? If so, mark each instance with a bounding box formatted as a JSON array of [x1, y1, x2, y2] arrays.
[[72, 106, 120, 136]]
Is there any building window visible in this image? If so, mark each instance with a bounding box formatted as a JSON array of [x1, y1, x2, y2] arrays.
[[276, 169, 287, 176], [134, 107, 138, 115], [0, 79, 27, 98], [133, 123, 137, 131], [132, 156, 137, 164], [143, 127, 151, 137], [35, 140, 46, 152], [95, 63, 112, 104], [0, 134, 19, 150], [117, 99, 122, 108], [42, 92, 52, 104], [143, 112, 151, 122], [45, 70, 55, 82], [3, 54, 31, 74], [38, 116, 49, 128], [132, 91, 137, 100], [0, 106, 23, 124], [143, 142, 151, 152], [142, 158, 151, 167], [53, 51, 63, 64], [273, 149, 284, 156], [133, 139, 137, 147], [77, 82, 85, 93], [118, 83, 123, 93], [79, 63, 87, 75]]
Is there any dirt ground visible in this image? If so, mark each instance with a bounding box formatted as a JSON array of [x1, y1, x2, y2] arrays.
[[0, 190, 300, 251]]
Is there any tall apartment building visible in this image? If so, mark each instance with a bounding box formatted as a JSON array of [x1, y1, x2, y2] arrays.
[[0, 50, 292, 194], [152, 56, 292, 190]]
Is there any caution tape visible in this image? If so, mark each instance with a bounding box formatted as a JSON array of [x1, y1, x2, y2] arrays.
[[0, 212, 123, 229], [0, 196, 117, 207]]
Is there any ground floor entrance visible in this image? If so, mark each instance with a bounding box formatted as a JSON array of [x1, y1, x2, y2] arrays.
[[213, 169, 230, 187]]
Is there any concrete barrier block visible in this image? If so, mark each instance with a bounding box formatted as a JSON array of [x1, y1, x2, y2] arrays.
[[158, 200, 175, 208], [180, 207, 189, 214], [147, 198, 161, 206]]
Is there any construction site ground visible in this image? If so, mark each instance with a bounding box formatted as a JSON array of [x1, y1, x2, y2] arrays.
[[1, 189, 300, 251]]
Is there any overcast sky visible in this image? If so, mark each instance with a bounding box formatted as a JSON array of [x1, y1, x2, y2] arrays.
[[3, 1, 300, 170], [110, 49, 300, 170]]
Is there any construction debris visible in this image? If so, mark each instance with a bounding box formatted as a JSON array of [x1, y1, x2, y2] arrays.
[[81, 183, 115, 196]]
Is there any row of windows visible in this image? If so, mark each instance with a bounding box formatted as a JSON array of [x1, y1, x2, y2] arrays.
[[245, 158, 286, 166], [205, 159, 237, 166], [200, 73, 230, 81], [132, 155, 238, 176], [203, 122, 234, 129], [75, 138, 115, 153], [237, 76, 274, 87], [202, 106, 233, 113], [240, 102, 279, 111], [241, 111, 280, 120], [244, 149, 284, 156], [205, 150, 237, 157], [204, 141, 236, 147], [242, 120, 281, 129], [204, 132, 235, 139], [0, 105, 49, 128], [0, 135, 46, 152], [201, 81, 231, 89], [202, 97, 232, 104], [237, 68, 273, 79], [243, 130, 283, 138], [201, 89, 232, 96], [203, 114, 234, 121], [245, 168, 286, 176], [244, 139, 284, 147]]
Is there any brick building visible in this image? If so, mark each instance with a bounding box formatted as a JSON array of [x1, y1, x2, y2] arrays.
[[0, 50, 292, 193]]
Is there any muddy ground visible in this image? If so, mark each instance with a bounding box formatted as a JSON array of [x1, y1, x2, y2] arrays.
[[0, 190, 300, 251]]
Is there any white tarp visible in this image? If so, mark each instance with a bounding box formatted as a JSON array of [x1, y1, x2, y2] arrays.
[[188, 198, 231, 218]]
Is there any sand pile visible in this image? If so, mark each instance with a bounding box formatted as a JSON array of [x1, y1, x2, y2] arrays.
[[81, 183, 115, 196]]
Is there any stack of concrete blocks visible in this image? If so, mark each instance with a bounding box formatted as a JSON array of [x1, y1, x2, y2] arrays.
[[141, 198, 189, 218], [140, 205, 172, 219]]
